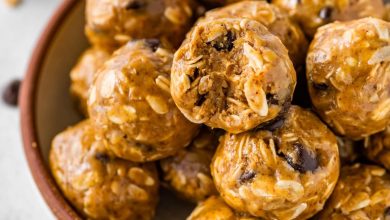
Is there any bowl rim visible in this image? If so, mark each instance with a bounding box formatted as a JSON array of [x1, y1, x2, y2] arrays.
[[20, 0, 82, 219]]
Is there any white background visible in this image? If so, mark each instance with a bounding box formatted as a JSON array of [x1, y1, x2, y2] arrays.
[[0, 0, 62, 219]]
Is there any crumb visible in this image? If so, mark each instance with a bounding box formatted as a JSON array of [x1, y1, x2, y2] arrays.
[[4, 0, 21, 7]]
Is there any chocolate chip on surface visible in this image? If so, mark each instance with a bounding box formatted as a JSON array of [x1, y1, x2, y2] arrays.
[[144, 39, 160, 52], [125, 0, 145, 10], [95, 152, 110, 164], [239, 170, 256, 184], [2, 79, 21, 107], [190, 68, 200, 83], [385, 207, 390, 216], [312, 82, 329, 91], [195, 94, 207, 106], [266, 93, 279, 105], [208, 30, 236, 52], [319, 6, 333, 20], [282, 142, 319, 173]]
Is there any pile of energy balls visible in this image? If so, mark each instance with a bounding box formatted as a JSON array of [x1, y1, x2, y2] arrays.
[[49, 0, 390, 219]]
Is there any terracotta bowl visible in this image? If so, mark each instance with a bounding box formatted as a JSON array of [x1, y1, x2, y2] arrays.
[[20, 0, 194, 219]]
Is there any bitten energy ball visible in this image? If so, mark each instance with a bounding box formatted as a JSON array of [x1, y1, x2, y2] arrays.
[[307, 18, 390, 140], [211, 106, 340, 219], [202, 1, 308, 68], [50, 120, 159, 220], [88, 39, 199, 162], [70, 47, 110, 115], [160, 128, 219, 202], [318, 164, 390, 220], [273, 0, 385, 37], [171, 18, 296, 134], [187, 196, 256, 220], [85, 0, 202, 49], [365, 126, 390, 170]]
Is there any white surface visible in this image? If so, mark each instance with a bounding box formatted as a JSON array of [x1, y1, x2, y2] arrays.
[[0, 1, 62, 219]]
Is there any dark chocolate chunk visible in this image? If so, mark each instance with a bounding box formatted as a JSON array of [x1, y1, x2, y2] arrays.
[[95, 152, 110, 164], [2, 79, 21, 107], [239, 170, 256, 184], [208, 30, 236, 52], [385, 207, 390, 216], [125, 0, 145, 10], [144, 39, 160, 52], [312, 82, 329, 91], [190, 68, 199, 82], [280, 142, 319, 173], [266, 93, 279, 105], [319, 6, 333, 20], [195, 94, 207, 106]]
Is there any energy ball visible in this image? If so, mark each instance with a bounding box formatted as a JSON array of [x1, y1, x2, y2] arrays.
[[272, 0, 385, 37], [365, 126, 390, 170], [318, 164, 390, 220], [160, 128, 220, 202], [211, 106, 340, 219], [171, 18, 296, 134], [50, 120, 159, 220], [70, 47, 110, 115], [307, 18, 390, 140], [187, 196, 256, 220], [85, 0, 203, 49], [202, 1, 308, 68], [88, 39, 199, 162]]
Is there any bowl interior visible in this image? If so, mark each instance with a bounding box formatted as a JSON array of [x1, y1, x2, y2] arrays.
[[34, 1, 194, 219]]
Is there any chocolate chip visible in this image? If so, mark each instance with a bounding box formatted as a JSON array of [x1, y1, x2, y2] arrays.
[[385, 207, 390, 216], [144, 39, 160, 52], [125, 0, 145, 10], [239, 171, 256, 184], [190, 68, 199, 82], [319, 6, 333, 20], [312, 82, 329, 91], [208, 30, 236, 52], [281, 142, 318, 173], [2, 79, 21, 107], [225, 31, 235, 51], [95, 153, 110, 164], [266, 93, 279, 105], [195, 94, 207, 106]]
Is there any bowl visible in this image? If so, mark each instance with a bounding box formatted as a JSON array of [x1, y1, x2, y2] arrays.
[[20, 0, 194, 219]]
